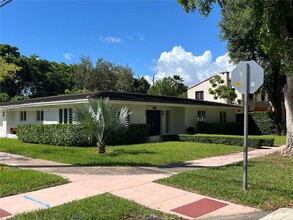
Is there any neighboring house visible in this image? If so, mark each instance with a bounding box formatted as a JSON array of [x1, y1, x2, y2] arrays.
[[188, 72, 270, 112], [0, 91, 239, 140]]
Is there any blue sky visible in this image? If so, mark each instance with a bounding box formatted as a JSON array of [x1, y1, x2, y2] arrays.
[[0, 0, 234, 86]]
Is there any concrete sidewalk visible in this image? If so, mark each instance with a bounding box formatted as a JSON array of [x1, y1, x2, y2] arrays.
[[0, 146, 291, 219]]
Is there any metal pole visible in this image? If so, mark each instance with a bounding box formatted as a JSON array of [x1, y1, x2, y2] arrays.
[[243, 63, 250, 190]]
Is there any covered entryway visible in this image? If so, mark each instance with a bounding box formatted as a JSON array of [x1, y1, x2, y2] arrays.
[[146, 110, 161, 136]]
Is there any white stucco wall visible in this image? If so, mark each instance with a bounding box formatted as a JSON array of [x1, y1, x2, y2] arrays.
[[0, 110, 7, 137], [113, 103, 146, 124], [188, 73, 232, 103], [185, 106, 237, 129], [0, 98, 239, 138], [171, 107, 185, 134]]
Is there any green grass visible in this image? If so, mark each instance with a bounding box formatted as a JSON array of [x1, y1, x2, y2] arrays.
[[0, 165, 69, 198], [0, 138, 244, 166], [156, 153, 293, 211], [260, 135, 286, 145], [9, 193, 181, 220]]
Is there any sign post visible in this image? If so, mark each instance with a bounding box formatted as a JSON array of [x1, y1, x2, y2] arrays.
[[231, 61, 264, 190]]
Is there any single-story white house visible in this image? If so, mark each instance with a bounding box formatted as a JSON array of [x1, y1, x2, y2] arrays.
[[0, 91, 240, 140]]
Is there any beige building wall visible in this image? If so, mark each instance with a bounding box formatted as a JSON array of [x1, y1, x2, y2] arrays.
[[188, 72, 269, 111], [188, 72, 234, 103]]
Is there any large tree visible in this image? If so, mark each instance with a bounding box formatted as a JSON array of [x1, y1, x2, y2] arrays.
[[72, 57, 135, 92], [148, 75, 187, 97], [177, 0, 293, 156], [0, 44, 72, 98], [218, 0, 286, 131], [132, 76, 151, 94], [0, 56, 21, 82]]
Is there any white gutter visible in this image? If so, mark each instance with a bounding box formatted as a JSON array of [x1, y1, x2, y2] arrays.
[[0, 99, 88, 110]]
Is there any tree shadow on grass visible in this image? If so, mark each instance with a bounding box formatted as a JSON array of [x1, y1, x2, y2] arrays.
[[106, 149, 157, 157]]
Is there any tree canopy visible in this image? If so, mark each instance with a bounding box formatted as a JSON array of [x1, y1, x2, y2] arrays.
[[177, 0, 293, 155], [208, 75, 240, 104], [0, 44, 153, 102], [0, 56, 21, 82], [148, 75, 187, 97]]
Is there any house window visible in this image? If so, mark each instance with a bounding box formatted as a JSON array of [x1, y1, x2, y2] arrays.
[[20, 111, 26, 121], [59, 108, 73, 124], [37, 111, 44, 121], [197, 110, 206, 122], [220, 111, 227, 123], [195, 91, 204, 100]]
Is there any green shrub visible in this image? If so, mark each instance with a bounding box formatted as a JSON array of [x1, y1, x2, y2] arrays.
[[162, 134, 274, 148], [105, 124, 151, 145], [196, 115, 268, 135], [196, 122, 244, 135], [18, 124, 150, 147], [250, 112, 285, 135], [17, 124, 90, 146]]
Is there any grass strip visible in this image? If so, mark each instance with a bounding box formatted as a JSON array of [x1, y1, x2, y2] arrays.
[[0, 139, 244, 166], [156, 153, 293, 211], [0, 165, 69, 198], [9, 193, 181, 220]]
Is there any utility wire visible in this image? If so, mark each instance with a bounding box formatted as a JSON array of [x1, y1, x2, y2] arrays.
[[0, 0, 13, 8]]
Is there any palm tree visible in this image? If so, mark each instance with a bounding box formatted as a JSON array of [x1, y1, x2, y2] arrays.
[[73, 98, 132, 153]]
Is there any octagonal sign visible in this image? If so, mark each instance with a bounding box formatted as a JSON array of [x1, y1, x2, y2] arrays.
[[231, 61, 264, 94]]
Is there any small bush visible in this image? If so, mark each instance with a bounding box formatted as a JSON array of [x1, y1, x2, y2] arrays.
[[17, 124, 150, 147], [162, 134, 274, 148], [196, 122, 244, 135], [105, 124, 151, 146], [250, 112, 285, 135]]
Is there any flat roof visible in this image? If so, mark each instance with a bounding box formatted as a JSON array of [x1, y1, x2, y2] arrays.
[[0, 91, 240, 108]]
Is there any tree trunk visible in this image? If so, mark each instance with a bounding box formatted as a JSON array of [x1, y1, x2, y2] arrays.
[[96, 142, 106, 154], [282, 75, 293, 156]]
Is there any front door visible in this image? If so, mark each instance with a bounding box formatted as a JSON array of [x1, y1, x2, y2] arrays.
[[146, 110, 161, 136]]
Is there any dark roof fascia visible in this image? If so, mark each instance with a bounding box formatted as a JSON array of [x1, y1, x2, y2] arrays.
[[0, 91, 241, 109], [88, 91, 241, 108]]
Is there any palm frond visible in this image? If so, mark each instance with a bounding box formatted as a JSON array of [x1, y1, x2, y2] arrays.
[[73, 98, 132, 148]]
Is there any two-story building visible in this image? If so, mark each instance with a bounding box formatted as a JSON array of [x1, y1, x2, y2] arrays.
[[188, 72, 270, 112]]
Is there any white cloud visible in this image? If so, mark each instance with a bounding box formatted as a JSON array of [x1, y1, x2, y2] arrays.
[[63, 53, 74, 60], [99, 36, 122, 44], [137, 34, 144, 41], [149, 46, 235, 87]]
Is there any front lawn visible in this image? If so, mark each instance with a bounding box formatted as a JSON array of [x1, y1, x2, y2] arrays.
[[156, 153, 293, 210], [260, 135, 286, 145], [9, 193, 181, 220], [0, 139, 244, 166], [0, 165, 69, 198]]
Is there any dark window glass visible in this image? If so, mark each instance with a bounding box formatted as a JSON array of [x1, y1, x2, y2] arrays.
[[59, 109, 63, 124], [69, 108, 73, 124], [64, 109, 68, 124]]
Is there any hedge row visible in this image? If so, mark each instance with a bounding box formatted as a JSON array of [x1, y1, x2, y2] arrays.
[[17, 124, 150, 147], [196, 122, 244, 135], [17, 124, 88, 146], [195, 112, 285, 135], [250, 112, 285, 135], [162, 134, 274, 148]]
